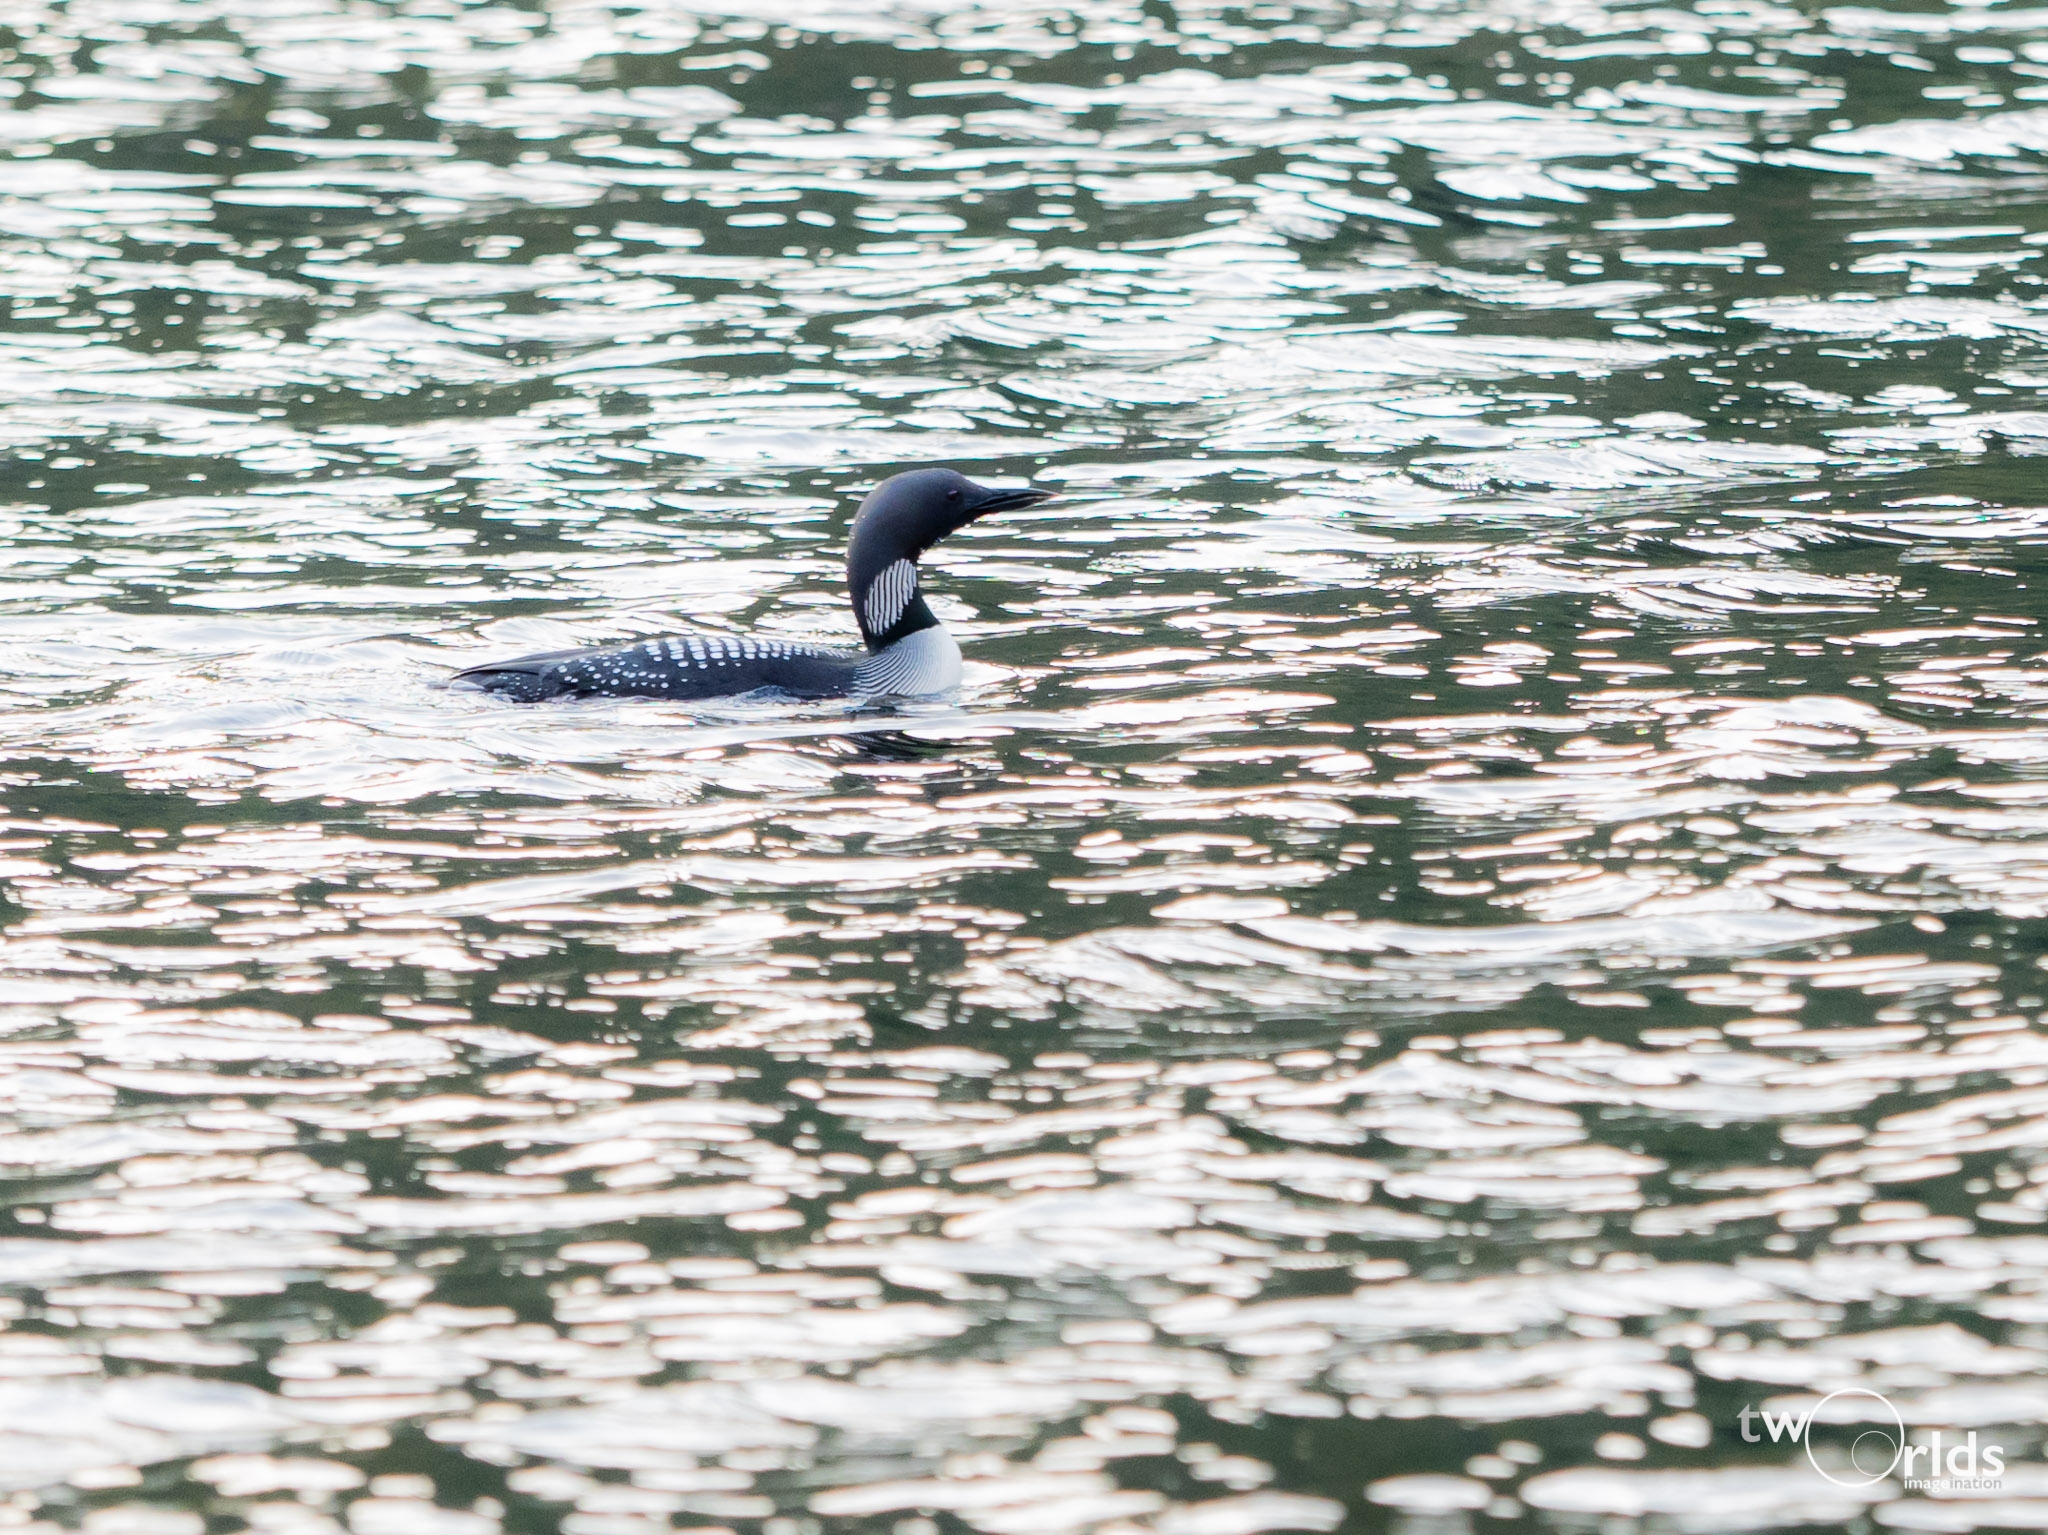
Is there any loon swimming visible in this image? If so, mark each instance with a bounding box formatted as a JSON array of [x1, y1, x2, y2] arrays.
[[450, 468, 1051, 704]]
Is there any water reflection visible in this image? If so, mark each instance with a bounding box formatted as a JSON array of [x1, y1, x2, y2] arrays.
[[5, 0, 2048, 1530]]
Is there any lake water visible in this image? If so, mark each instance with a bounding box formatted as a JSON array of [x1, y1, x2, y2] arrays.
[[4, 0, 2048, 1530]]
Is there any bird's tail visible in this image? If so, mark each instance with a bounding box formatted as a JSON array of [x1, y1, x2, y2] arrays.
[[447, 653, 574, 702]]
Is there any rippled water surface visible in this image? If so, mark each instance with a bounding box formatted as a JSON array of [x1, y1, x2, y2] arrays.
[[8, 0, 2048, 1529]]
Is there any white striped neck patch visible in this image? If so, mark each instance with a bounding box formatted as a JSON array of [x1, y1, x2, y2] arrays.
[[861, 558, 919, 640]]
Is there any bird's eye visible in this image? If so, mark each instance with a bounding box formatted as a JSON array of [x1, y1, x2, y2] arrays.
[[948, 489, 962, 501]]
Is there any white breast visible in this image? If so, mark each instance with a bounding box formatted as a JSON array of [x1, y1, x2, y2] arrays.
[[850, 625, 962, 698]]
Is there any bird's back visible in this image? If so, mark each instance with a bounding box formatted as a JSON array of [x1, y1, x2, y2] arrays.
[[452, 632, 864, 703]]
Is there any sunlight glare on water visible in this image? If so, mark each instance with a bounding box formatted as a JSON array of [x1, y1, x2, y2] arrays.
[[4, 0, 2048, 1530]]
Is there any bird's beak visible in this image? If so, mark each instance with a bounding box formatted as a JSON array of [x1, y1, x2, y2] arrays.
[[965, 484, 1054, 518]]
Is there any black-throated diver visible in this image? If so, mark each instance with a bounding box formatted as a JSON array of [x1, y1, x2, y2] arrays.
[[450, 468, 1051, 704]]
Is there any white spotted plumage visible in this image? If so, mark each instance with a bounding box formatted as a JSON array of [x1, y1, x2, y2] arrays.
[[542, 621, 958, 701], [862, 558, 917, 639]]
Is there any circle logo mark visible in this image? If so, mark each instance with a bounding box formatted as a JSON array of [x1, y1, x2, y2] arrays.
[[1804, 1388, 1905, 1489]]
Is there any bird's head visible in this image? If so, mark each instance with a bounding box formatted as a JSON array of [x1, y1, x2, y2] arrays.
[[846, 468, 1052, 649]]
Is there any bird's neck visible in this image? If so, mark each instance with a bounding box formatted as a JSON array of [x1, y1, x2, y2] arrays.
[[852, 553, 940, 653]]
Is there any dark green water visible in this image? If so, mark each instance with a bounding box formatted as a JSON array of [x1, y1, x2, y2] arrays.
[[4, 1, 2048, 1531]]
